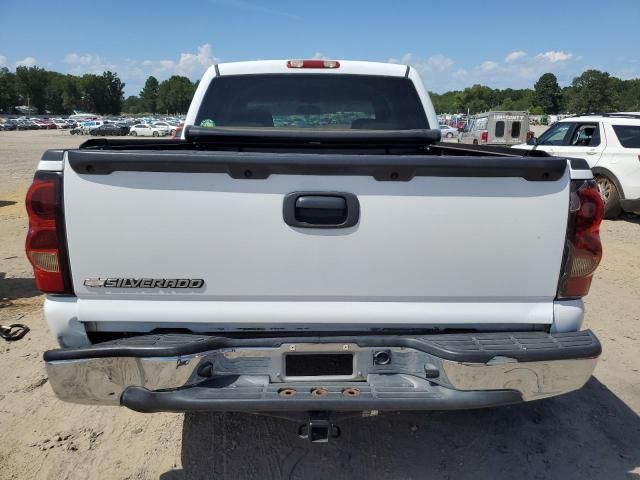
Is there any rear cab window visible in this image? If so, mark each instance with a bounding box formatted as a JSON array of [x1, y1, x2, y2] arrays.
[[195, 74, 429, 130], [612, 125, 640, 148]]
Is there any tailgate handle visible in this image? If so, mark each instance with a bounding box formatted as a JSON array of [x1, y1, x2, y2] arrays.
[[283, 192, 360, 228]]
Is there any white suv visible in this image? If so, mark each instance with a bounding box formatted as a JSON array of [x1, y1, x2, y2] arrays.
[[515, 113, 640, 218]]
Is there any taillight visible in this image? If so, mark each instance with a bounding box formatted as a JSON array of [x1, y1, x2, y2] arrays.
[[25, 171, 72, 294], [481, 131, 488, 143], [287, 59, 340, 69], [557, 180, 604, 298]]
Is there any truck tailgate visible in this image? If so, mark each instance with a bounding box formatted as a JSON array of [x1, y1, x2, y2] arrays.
[[62, 150, 571, 330]]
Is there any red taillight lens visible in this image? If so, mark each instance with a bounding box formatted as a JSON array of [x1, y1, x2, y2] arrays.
[[25, 172, 72, 294], [558, 181, 604, 298], [287, 59, 340, 69], [481, 131, 488, 143]]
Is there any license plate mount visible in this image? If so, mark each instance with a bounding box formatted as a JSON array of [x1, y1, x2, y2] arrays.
[[285, 353, 353, 377]]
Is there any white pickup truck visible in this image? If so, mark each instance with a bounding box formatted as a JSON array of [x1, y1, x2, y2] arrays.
[[28, 60, 604, 440]]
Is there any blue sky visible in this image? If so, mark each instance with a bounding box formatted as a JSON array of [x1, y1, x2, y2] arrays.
[[1, 0, 639, 95]]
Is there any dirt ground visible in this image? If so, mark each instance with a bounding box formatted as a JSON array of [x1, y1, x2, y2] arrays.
[[0, 129, 638, 480]]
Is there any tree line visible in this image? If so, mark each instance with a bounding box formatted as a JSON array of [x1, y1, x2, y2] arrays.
[[0, 66, 197, 115], [123, 75, 198, 115], [1, 65, 638, 116], [431, 70, 640, 115], [0, 66, 125, 115]]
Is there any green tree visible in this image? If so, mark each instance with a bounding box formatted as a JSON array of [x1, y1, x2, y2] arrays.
[[618, 79, 640, 111], [15, 66, 49, 113], [79, 71, 124, 114], [140, 76, 159, 113], [102, 71, 125, 114], [533, 73, 562, 114], [123, 95, 143, 114], [0, 67, 19, 112], [568, 70, 618, 113], [455, 84, 498, 113], [80, 74, 106, 113], [157, 76, 196, 114], [498, 97, 516, 110], [45, 72, 69, 114], [430, 90, 461, 113], [61, 75, 83, 113]]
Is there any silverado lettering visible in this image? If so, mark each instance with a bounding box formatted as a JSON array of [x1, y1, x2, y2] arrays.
[[84, 278, 205, 288]]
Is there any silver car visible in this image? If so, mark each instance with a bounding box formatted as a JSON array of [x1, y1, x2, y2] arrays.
[[439, 124, 459, 139]]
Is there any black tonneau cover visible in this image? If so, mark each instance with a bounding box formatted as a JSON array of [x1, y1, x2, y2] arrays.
[[67, 148, 568, 182], [68, 127, 580, 182]]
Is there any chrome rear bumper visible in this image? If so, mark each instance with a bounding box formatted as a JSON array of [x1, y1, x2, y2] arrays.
[[44, 331, 600, 411]]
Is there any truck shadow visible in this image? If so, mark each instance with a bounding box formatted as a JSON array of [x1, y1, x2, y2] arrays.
[[615, 214, 640, 225], [0, 272, 41, 304], [159, 377, 639, 480]]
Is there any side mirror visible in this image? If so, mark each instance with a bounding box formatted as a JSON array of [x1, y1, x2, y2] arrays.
[[527, 136, 538, 146]]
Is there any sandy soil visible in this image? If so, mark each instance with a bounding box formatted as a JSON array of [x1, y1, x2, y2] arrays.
[[0, 130, 638, 480]]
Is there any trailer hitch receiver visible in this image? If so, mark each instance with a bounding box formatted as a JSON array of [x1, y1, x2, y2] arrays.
[[298, 412, 341, 443]]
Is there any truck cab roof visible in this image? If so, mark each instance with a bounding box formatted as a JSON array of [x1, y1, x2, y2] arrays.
[[215, 59, 410, 77]]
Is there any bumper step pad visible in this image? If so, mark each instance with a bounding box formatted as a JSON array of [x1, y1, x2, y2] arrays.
[[45, 330, 601, 363], [121, 378, 521, 413]]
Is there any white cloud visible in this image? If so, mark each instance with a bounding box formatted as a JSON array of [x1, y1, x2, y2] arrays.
[[388, 53, 415, 65], [536, 51, 573, 63], [423, 54, 455, 72], [465, 50, 579, 89], [614, 66, 640, 80], [135, 43, 218, 78], [312, 52, 326, 60], [64, 53, 104, 66], [61, 44, 219, 95], [389, 49, 582, 92], [15, 56, 37, 68], [63, 52, 118, 75], [505, 51, 526, 63], [390, 53, 463, 92], [452, 68, 468, 79], [0, 55, 6, 66], [174, 43, 217, 76], [480, 61, 498, 72], [389, 53, 456, 73]]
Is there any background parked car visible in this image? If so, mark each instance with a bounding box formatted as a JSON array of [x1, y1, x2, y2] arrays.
[[129, 124, 165, 137], [152, 121, 177, 135], [31, 120, 48, 129], [0, 122, 18, 131], [16, 120, 35, 130], [90, 123, 130, 136], [439, 124, 459, 139]]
